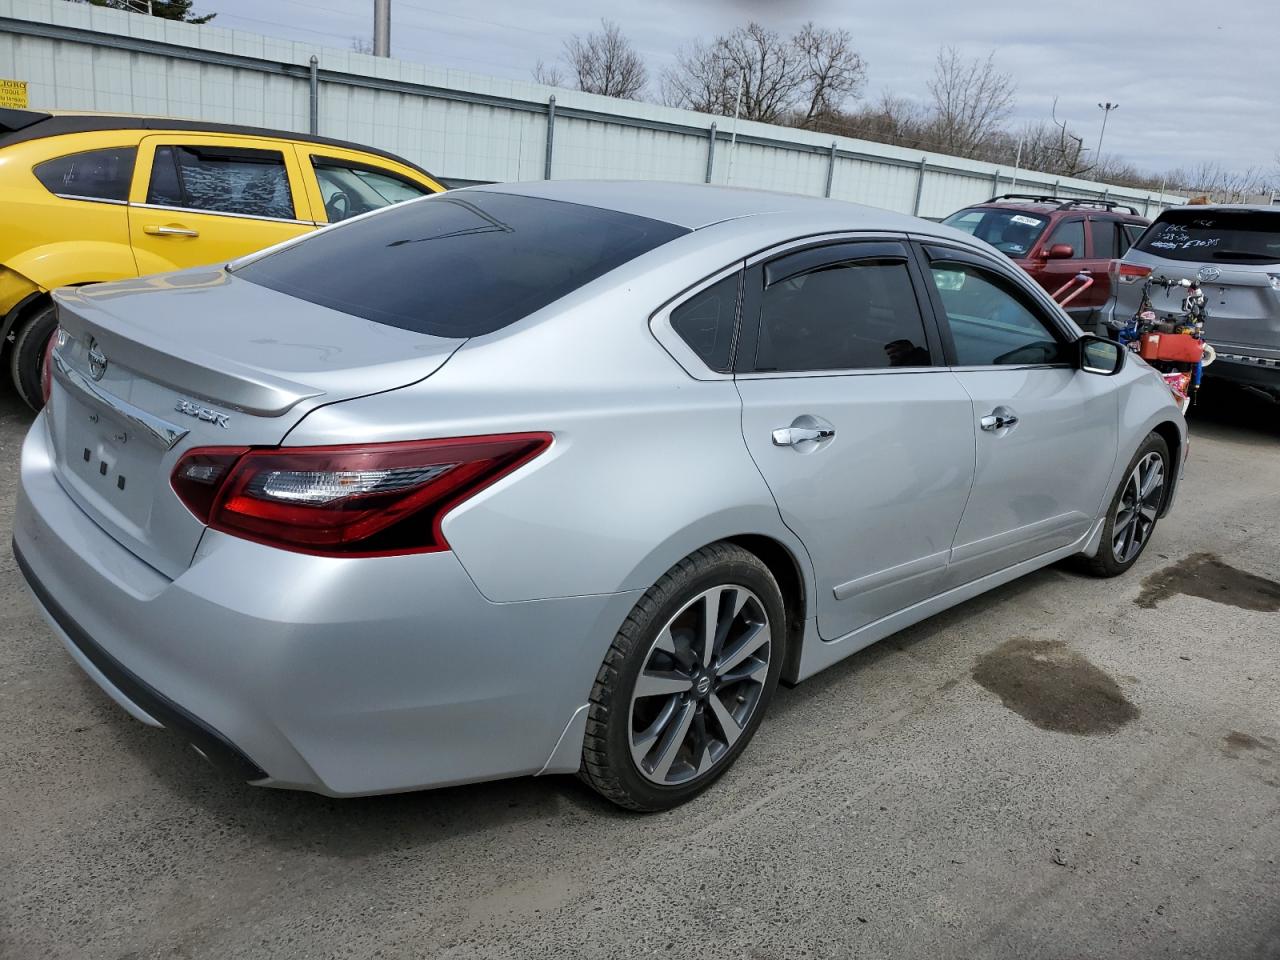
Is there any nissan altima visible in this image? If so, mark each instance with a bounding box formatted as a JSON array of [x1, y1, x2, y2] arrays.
[[14, 181, 1185, 811]]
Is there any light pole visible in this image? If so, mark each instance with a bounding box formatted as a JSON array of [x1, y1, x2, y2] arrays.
[[373, 0, 391, 57], [1096, 102, 1119, 164]]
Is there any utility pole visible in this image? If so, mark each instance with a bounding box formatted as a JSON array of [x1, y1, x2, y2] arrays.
[[1095, 102, 1119, 165], [373, 0, 391, 57]]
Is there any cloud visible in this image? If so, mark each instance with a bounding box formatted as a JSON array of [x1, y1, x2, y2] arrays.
[[199, 0, 1277, 174]]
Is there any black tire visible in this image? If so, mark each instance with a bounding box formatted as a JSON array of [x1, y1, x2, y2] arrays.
[[9, 300, 57, 411], [580, 542, 786, 812], [1080, 431, 1170, 578]]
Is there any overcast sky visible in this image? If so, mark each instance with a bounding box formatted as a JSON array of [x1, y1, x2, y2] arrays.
[[197, 0, 1278, 176]]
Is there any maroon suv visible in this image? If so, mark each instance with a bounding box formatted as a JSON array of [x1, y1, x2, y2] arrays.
[[942, 195, 1149, 325]]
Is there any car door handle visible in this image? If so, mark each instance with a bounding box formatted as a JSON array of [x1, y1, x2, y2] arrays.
[[772, 426, 835, 446], [144, 224, 199, 238], [980, 413, 1019, 431]]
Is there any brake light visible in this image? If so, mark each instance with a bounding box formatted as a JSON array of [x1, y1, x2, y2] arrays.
[[40, 327, 64, 406], [1113, 262, 1153, 285], [171, 434, 552, 556]]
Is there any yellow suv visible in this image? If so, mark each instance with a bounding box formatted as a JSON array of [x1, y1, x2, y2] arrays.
[[0, 108, 444, 409]]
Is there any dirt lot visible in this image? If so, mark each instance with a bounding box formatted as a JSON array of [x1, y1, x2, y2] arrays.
[[1, 387, 1278, 960]]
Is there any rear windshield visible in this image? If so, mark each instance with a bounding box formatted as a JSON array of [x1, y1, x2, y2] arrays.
[[1134, 209, 1280, 264], [941, 207, 1049, 257], [235, 191, 689, 337]]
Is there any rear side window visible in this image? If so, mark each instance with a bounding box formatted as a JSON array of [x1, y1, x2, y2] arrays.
[[1046, 219, 1085, 257], [1089, 220, 1118, 259], [34, 147, 136, 202], [755, 260, 932, 372], [1122, 223, 1145, 251], [670, 274, 740, 373], [1135, 209, 1280, 264], [147, 145, 295, 220], [235, 191, 689, 337]]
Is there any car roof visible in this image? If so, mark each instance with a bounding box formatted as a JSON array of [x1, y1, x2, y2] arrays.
[[0, 108, 436, 181], [464, 179, 960, 234]]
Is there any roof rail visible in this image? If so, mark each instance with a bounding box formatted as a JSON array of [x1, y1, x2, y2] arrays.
[[987, 193, 1141, 216]]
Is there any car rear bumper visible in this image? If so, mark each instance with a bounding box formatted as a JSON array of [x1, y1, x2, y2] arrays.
[[1204, 352, 1280, 394], [14, 413, 638, 796]]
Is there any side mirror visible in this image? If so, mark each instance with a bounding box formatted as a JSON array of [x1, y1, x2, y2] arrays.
[[1046, 243, 1075, 259], [1079, 335, 1125, 376]]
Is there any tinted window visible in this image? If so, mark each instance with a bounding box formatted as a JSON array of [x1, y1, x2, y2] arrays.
[[941, 208, 1048, 257], [1089, 220, 1118, 259], [34, 147, 136, 202], [755, 259, 931, 372], [1134, 209, 1280, 264], [147, 145, 294, 220], [670, 273, 740, 373], [1122, 223, 1145, 251], [236, 191, 689, 337], [313, 158, 432, 222], [1046, 219, 1085, 257], [930, 263, 1069, 366]]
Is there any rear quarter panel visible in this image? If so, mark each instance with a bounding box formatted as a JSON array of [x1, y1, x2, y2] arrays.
[[283, 235, 814, 607]]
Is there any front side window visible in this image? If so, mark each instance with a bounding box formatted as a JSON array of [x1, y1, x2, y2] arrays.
[[34, 147, 136, 202], [670, 273, 740, 373], [147, 145, 295, 220], [941, 208, 1048, 258], [755, 259, 932, 372], [313, 158, 432, 222], [1046, 219, 1085, 257], [930, 262, 1069, 366], [236, 191, 689, 337]]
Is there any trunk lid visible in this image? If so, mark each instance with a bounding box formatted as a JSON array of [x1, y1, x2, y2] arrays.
[[48, 269, 463, 577]]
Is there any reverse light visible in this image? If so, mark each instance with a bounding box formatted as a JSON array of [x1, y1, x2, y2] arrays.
[[1113, 262, 1154, 285], [171, 434, 552, 556]]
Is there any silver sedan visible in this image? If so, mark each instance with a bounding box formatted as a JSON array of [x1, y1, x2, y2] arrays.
[[14, 181, 1185, 810]]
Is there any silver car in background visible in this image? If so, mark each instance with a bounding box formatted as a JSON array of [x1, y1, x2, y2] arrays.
[[1102, 204, 1280, 401], [14, 181, 1185, 811]]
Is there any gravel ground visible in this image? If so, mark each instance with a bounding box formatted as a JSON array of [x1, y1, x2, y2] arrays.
[[1, 386, 1278, 960]]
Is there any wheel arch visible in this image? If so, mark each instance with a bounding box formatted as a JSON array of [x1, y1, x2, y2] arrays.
[[1149, 419, 1183, 518], [724, 533, 809, 685]]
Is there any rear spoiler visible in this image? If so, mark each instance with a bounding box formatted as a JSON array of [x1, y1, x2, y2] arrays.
[[0, 107, 52, 138]]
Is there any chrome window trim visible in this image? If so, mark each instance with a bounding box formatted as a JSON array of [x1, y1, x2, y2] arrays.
[[129, 202, 315, 226], [52, 194, 128, 206], [52, 351, 190, 450], [735, 366, 946, 381]]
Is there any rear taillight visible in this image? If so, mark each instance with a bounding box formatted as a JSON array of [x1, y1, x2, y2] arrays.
[[1113, 262, 1153, 285], [40, 327, 64, 406], [171, 434, 552, 556]]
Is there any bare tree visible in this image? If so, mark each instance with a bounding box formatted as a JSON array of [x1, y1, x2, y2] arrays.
[[532, 59, 566, 88], [533, 20, 647, 99], [926, 46, 1015, 158], [792, 22, 866, 127], [350, 36, 374, 55], [663, 21, 866, 126], [663, 22, 803, 123]]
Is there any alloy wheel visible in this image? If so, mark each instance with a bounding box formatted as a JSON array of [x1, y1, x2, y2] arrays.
[[1111, 451, 1165, 564], [627, 585, 771, 786]]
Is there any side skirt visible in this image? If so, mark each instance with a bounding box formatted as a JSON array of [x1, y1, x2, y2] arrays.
[[791, 516, 1106, 683]]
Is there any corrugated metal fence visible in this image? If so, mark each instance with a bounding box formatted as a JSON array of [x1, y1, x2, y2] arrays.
[[0, 0, 1185, 217]]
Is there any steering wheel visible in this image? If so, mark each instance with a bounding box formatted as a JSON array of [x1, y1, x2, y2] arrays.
[[325, 191, 351, 222]]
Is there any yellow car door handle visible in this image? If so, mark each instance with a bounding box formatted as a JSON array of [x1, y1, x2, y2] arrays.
[[144, 224, 199, 238]]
